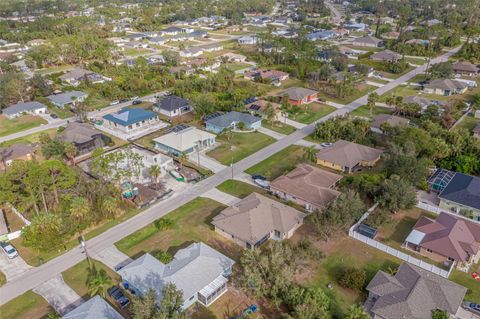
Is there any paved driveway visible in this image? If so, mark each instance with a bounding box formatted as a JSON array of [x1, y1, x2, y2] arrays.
[[202, 188, 240, 206], [33, 274, 83, 315], [0, 251, 32, 281], [90, 245, 132, 270]]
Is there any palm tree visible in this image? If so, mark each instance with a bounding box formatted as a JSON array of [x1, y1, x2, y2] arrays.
[[69, 197, 90, 223], [302, 146, 317, 164], [102, 197, 122, 218], [64, 142, 77, 165], [149, 165, 162, 190], [86, 267, 113, 298], [367, 92, 379, 116], [345, 304, 370, 319]]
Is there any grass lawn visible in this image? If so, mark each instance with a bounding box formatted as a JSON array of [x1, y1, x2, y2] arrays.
[[48, 106, 74, 119], [316, 84, 376, 105], [223, 62, 251, 71], [216, 179, 268, 199], [245, 145, 305, 180], [1, 128, 57, 147], [206, 132, 275, 165], [115, 197, 242, 260], [262, 121, 296, 135], [449, 263, 480, 302], [366, 77, 389, 84], [405, 57, 427, 65], [123, 48, 151, 56], [288, 103, 336, 124], [0, 115, 47, 137], [62, 259, 120, 299], [380, 85, 452, 102], [307, 237, 401, 316], [350, 105, 393, 118], [34, 65, 74, 75], [0, 290, 52, 319], [453, 113, 479, 133], [0, 271, 5, 286], [408, 73, 429, 83], [378, 65, 415, 79]]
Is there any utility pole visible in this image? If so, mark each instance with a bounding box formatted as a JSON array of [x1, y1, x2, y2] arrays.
[[79, 234, 93, 270]]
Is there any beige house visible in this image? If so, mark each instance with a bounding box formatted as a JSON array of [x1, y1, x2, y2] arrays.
[[370, 114, 409, 134], [423, 79, 468, 96], [0, 143, 34, 171], [270, 164, 342, 212], [316, 140, 383, 173], [212, 193, 306, 249]]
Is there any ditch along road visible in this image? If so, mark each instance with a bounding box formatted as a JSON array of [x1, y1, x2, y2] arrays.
[[0, 45, 460, 305]]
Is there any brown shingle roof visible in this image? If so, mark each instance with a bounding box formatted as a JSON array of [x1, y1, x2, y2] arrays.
[[211, 193, 306, 245], [452, 61, 478, 73], [367, 263, 467, 319], [316, 140, 383, 169], [270, 164, 342, 209], [0, 143, 33, 162], [370, 49, 401, 62], [413, 212, 480, 261]]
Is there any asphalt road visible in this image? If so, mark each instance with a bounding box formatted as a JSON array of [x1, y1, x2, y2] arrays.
[[0, 46, 460, 305]]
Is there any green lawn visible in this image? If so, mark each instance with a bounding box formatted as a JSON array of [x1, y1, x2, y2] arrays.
[[0, 115, 47, 137], [115, 197, 242, 260], [216, 179, 268, 199], [245, 145, 306, 180], [308, 237, 401, 316], [380, 85, 451, 102], [1, 128, 57, 147], [262, 121, 297, 135], [288, 103, 337, 124], [405, 57, 427, 65], [0, 290, 52, 319], [316, 84, 376, 105], [206, 131, 275, 165], [34, 65, 74, 75], [224, 62, 251, 71], [449, 263, 480, 302], [62, 259, 120, 299], [350, 105, 393, 118], [0, 271, 5, 286], [454, 113, 479, 133]]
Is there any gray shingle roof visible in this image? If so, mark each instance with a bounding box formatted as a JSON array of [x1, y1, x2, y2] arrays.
[[118, 242, 234, 302], [205, 111, 261, 129], [60, 122, 103, 144], [62, 296, 123, 319], [367, 263, 467, 319], [47, 91, 88, 106], [280, 87, 318, 101], [157, 95, 190, 112], [3, 101, 47, 116], [425, 79, 468, 91], [439, 172, 480, 210]]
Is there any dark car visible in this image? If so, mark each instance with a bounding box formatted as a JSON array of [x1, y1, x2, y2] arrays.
[[108, 286, 130, 309], [120, 98, 129, 103], [464, 302, 480, 315], [50, 113, 58, 119], [251, 174, 266, 181], [132, 100, 142, 105]]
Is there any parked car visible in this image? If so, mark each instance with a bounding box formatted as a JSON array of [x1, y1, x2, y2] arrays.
[[50, 113, 58, 119], [463, 302, 480, 315], [108, 286, 130, 309], [254, 179, 270, 189], [1, 242, 18, 259], [132, 100, 142, 105], [131, 96, 139, 100], [120, 98, 129, 103], [251, 174, 266, 181], [110, 100, 120, 106]]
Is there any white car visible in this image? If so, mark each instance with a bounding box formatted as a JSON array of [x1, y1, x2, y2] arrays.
[[131, 96, 139, 100], [110, 100, 120, 106], [1, 242, 18, 259]]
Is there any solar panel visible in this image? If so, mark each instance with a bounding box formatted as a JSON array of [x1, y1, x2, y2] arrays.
[[243, 97, 257, 105], [166, 123, 190, 134], [203, 112, 223, 121], [249, 104, 261, 111]]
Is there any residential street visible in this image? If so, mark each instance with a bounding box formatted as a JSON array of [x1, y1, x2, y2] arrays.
[[0, 45, 461, 306]]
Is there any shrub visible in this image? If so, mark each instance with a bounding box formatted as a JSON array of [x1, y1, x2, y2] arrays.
[[339, 267, 367, 290], [155, 250, 173, 264], [154, 217, 175, 230]]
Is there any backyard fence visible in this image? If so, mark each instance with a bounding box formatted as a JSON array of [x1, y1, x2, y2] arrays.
[[416, 201, 480, 225]]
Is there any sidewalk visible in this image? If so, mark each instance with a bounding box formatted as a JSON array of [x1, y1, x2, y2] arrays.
[[325, 101, 345, 109], [188, 151, 227, 173]]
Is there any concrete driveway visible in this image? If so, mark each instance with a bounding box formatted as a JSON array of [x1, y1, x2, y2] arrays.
[[90, 245, 132, 270], [202, 188, 240, 206], [33, 274, 83, 315], [0, 250, 32, 281]]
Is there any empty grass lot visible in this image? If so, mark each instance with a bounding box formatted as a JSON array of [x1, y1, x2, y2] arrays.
[[62, 259, 120, 299], [0, 115, 47, 137], [350, 105, 393, 118], [0, 290, 52, 319], [262, 121, 297, 135], [288, 103, 336, 124], [316, 84, 376, 105], [379, 85, 451, 102], [245, 145, 305, 180], [206, 131, 275, 165], [115, 197, 242, 260]]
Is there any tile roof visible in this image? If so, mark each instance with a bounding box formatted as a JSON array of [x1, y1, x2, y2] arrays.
[[62, 296, 123, 319], [212, 193, 306, 244], [102, 107, 156, 126], [366, 263, 467, 319], [439, 172, 480, 210], [156, 95, 190, 112], [316, 140, 383, 168], [270, 164, 342, 209], [118, 242, 234, 302], [205, 111, 261, 128], [280, 87, 318, 101], [3, 101, 46, 116], [412, 213, 480, 261]]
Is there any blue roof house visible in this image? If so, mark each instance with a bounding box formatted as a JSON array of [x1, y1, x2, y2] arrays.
[[102, 107, 159, 134], [205, 111, 262, 133]]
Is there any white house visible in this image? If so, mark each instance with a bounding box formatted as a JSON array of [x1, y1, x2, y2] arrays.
[[238, 35, 258, 45], [153, 125, 216, 156], [2, 101, 47, 118], [102, 107, 159, 134], [154, 95, 192, 118]]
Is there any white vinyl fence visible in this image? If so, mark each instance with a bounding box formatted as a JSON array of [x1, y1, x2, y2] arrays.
[[416, 201, 480, 225]]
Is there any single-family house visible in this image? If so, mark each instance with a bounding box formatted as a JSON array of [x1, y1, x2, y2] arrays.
[[205, 111, 261, 133], [169, 66, 195, 76], [59, 122, 111, 155], [351, 35, 383, 48], [46, 91, 88, 109], [154, 95, 192, 118], [0, 143, 34, 171], [370, 114, 410, 134], [404, 213, 480, 270], [316, 140, 383, 173], [118, 242, 234, 309], [423, 79, 468, 96], [147, 55, 165, 65], [161, 26, 182, 36], [427, 169, 480, 219], [317, 49, 346, 62], [306, 30, 335, 41], [279, 87, 318, 105], [365, 263, 467, 319], [452, 61, 479, 77], [102, 107, 159, 134], [148, 36, 166, 45], [212, 193, 306, 249], [270, 164, 342, 212], [238, 35, 258, 45], [244, 69, 289, 84], [62, 295, 123, 319], [59, 68, 111, 86], [370, 49, 402, 62], [344, 22, 367, 31], [153, 125, 216, 156], [403, 95, 445, 112], [179, 47, 203, 58], [220, 53, 247, 63], [126, 33, 144, 41], [406, 39, 430, 46], [245, 99, 281, 119], [381, 31, 400, 40], [2, 101, 47, 119], [475, 109, 480, 119]]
